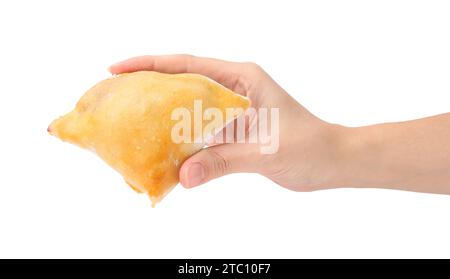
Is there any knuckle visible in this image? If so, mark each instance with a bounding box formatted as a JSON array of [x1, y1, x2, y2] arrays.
[[242, 61, 263, 73], [182, 54, 196, 72], [206, 149, 230, 177], [176, 54, 195, 65]]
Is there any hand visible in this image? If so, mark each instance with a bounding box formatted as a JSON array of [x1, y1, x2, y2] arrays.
[[110, 54, 450, 195], [109, 54, 343, 191]]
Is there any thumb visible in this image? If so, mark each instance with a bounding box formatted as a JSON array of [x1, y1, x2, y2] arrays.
[[179, 144, 258, 188]]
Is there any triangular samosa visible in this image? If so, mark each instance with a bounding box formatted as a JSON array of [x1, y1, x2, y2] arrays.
[[48, 71, 250, 205]]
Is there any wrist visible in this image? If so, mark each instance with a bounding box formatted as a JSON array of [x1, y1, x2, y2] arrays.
[[325, 124, 383, 189]]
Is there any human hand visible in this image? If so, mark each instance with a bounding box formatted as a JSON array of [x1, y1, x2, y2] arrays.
[[109, 54, 344, 192]]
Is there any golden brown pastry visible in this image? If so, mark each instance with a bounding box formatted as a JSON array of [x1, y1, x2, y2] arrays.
[[48, 71, 250, 205]]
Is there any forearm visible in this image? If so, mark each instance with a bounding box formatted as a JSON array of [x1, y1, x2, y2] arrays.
[[333, 113, 450, 194]]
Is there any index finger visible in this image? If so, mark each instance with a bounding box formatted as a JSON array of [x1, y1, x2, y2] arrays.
[[108, 54, 243, 91]]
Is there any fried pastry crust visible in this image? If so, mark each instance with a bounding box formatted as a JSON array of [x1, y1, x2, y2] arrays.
[[49, 71, 249, 205]]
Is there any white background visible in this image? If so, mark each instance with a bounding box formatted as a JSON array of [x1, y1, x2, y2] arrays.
[[0, 0, 449, 258]]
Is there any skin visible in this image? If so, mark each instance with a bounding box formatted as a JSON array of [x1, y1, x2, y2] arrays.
[[109, 54, 450, 195]]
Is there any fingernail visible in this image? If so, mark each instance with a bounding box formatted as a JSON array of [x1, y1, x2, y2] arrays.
[[186, 163, 205, 188]]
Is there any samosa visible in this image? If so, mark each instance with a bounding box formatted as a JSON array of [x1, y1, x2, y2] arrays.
[[48, 71, 250, 205]]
